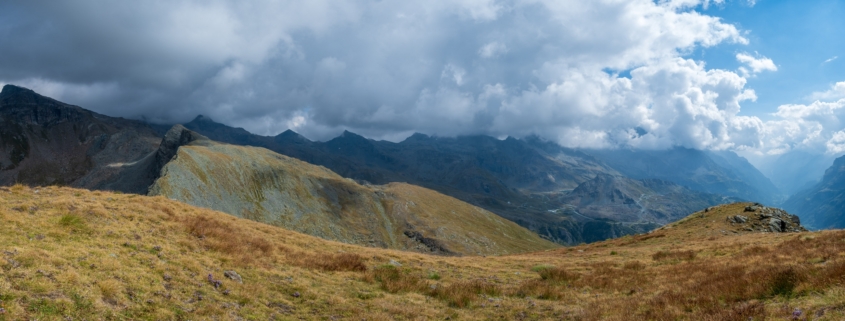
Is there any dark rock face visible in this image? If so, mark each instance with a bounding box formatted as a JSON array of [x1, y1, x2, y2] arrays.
[[154, 125, 208, 173], [783, 155, 845, 230], [97, 125, 209, 194], [0, 85, 162, 189], [725, 205, 806, 233]]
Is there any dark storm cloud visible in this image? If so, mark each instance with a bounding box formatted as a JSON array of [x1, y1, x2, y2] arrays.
[[6, 0, 830, 155]]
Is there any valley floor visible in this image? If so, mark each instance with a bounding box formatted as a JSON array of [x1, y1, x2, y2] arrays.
[[1, 185, 845, 320]]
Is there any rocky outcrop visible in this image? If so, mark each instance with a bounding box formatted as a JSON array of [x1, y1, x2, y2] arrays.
[[148, 141, 559, 256], [153, 125, 208, 175], [91, 125, 209, 194], [726, 204, 806, 233]]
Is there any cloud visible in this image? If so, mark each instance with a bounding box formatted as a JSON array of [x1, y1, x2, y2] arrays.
[[824, 56, 839, 64], [755, 96, 845, 155], [2, 0, 759, 148], [736, 52, 777, 76], [478, 41, 508, 58], [808, 82, 845, 101]]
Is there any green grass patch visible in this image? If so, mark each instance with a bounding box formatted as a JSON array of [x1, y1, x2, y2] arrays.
[[58, 213, 87, 232]]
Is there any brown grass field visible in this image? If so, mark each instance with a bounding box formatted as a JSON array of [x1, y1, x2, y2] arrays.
[[2, 184, 845, 320]]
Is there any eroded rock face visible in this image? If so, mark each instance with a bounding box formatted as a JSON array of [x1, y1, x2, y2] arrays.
[[726, 205, 806, 233], [0, 84, 162, 189]]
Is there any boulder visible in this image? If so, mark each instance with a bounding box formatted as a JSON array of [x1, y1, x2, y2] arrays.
[[224, 270, 243, 284], [768, 218, 785, 232], [728, 215, 748, 224]]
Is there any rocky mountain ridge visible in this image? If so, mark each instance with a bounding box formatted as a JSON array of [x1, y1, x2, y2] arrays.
[[148, 139, 558, 255], [182, 116, 747, 243], [0, 84, 162, 190]]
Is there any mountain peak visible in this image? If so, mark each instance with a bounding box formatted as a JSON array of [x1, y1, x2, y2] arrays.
[[275, 129, 311, 143], [190, 114, 215, 123], [338, 130, 367, 140], [402, 132, 431, 143], [0, 84, 43, 104], [1, 84, 35, 96]]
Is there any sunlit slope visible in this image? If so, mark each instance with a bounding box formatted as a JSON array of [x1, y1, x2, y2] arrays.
[[2, 187, 845, 320], [148, 142, 558, 256]]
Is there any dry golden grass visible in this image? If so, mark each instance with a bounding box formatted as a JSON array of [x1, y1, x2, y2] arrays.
[[1, 187, 845, 320]]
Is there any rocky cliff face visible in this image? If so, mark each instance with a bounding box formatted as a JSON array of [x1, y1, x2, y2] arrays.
[[148, 141, 559, 255], [0, 85, 161, 190], [782, 155, 845, 230]]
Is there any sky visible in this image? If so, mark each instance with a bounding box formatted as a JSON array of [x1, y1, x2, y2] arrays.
[[1, 0, 845, 160]]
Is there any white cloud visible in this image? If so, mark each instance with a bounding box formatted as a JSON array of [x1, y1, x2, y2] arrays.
[[2, 0, 759, 147], [736, 52, 777, 76], [754, 98, 845, 155], [809, 82, 845, 101], [824, 56, 839, 64]]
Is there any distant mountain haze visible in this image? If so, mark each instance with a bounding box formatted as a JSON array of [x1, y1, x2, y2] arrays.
[[586, 148, 782, 206], [783, 154, 845, 230]]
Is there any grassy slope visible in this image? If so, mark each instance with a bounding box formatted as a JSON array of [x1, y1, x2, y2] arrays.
[[2, 186, 845, 320], [149, 143, 557, 256]]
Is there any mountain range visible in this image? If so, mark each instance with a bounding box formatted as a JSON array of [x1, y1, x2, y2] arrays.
[[0, 84, 797, 246]]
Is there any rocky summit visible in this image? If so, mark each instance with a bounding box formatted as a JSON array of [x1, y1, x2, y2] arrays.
[[726, 204, 806, 233]]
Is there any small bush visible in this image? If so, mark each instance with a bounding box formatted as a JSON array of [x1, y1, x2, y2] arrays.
[[428, 271, 441, 280], [765, 267, 803, 298]]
